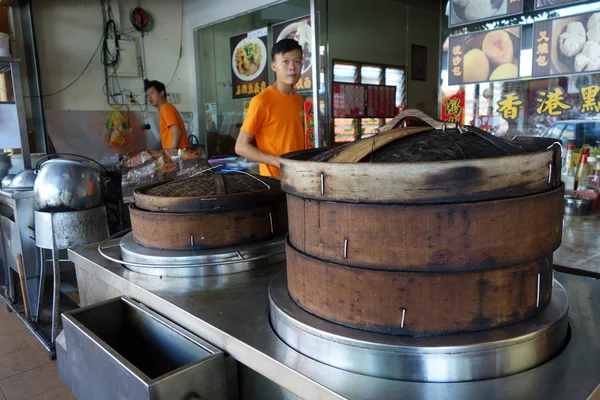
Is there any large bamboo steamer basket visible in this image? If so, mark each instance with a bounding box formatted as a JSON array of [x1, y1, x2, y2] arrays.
[[287, 186, 563, 271], [280, 109, 564, 337], [131, 171, 287, 250], [286, 240, 553, 336], [129, 198, 287, 250]]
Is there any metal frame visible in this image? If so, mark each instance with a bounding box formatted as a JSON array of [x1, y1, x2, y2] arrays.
[[17, 0, 48, 154], [192, 0, 324, 153]]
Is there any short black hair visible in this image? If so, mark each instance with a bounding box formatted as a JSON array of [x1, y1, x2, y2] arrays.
[[144, 79, 166, 96], [271, 39, 302, 59]]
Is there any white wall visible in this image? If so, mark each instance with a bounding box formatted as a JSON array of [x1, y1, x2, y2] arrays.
[[32, 0, 191, 111], [20, 0, 439, 142]]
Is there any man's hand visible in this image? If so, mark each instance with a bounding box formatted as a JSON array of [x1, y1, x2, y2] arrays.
[[235, 131, 280, 167], [169, 124, 183, 149]]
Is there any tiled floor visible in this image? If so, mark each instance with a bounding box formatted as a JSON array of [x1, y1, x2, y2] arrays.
[[0, 305, 75, 400]]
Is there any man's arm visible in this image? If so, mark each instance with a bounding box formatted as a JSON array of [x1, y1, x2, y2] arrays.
[[235, 131, 280, 167], [168, 124, 183, 148]]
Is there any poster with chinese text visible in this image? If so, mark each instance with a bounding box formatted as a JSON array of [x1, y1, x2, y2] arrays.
[[448, 26, 521, 86], [231, 27, 269, 99], [449, 0, 523, 28], [365, 85, 397, 118], [534, 0, 589, 11], [441, 88, 465, 124], [205, 103, 218, 131], [532, 12, 600, 78], [304, 98, 315, 148], [332, 83, 366, 118], [272, 16, 313, 92]]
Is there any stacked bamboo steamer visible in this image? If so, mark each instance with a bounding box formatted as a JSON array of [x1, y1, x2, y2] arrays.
[[130, 172, 287, 250], [280, 110, 563, 337]]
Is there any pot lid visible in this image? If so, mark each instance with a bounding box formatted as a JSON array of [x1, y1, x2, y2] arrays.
[[134, 171, 283, 213], [311, 109, 529, 163]]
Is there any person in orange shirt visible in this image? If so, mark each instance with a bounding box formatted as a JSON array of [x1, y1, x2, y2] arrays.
[[144, 79, 190, 149], [235, 39, 304, 177]]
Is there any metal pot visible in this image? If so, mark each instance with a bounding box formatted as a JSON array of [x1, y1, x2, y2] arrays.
[[8, 169, 36, 190], [1, 173, 14, 188], [564, 195, 592, 216], [34, 153, 108, 212]]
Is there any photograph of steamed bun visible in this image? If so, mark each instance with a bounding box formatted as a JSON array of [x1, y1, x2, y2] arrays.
[[451, 0, 507, 26], [555, 12, 600, 74], [450, 27, 521, 85]]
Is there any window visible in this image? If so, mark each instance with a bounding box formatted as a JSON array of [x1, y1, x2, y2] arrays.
[[582, 122, 600, 147], [561, 124, 576, 141], [545, 124, 565, 139], [333, 60, 406, 143]]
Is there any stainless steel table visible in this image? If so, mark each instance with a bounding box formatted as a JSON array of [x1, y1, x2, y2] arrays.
[[69, 242, 600, 400]]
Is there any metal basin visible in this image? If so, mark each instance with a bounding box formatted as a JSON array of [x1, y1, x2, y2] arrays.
[[61, 296, 227, 400]]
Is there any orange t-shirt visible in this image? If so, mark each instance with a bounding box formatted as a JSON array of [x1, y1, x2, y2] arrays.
[[159, 103, 190, 149], [240, 86, 304, 177]]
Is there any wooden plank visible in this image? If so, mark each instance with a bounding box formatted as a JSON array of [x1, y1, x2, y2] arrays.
[[281, 149, 559, 203], [378, 109, 458, 133], [287, 187, 563, 271], [286, 241, 553, 336], [328, 127, 429, 163]]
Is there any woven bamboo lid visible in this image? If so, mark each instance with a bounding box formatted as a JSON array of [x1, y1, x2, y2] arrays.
[[134, 172, 283, 212]]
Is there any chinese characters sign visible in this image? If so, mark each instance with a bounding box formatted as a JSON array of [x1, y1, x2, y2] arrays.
[[332, 83, 396, 119], [230, 28, 269, 99], [532, 12, 600, 78], [272, 16, 313, 92], [449, 0, 523, 28], [333, 83, 365, 118], [497, 92, 523, 120], [448, 26, 521, 86], [441, 88, 465, 124], [304, 98, 315, 149], [580, 84, 600, 113], [535, 86, 572, 116]]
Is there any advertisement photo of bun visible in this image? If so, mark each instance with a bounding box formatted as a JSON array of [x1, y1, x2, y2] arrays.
[[449, 26, 521, 85]]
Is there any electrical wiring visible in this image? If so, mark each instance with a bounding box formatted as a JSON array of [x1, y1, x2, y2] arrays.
[[129, 7, 155, 33], [24, 31, 104, 98], [166, 0, 184, 88]]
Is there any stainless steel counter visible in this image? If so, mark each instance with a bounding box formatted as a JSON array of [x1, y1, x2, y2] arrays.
[[69, 242, 600, 400], [554, 212, 600, 275]]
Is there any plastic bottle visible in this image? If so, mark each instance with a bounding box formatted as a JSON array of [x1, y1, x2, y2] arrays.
[[575, 148, 592, 190], [586, 158, 600, 192], [562, 145, 576, 191]]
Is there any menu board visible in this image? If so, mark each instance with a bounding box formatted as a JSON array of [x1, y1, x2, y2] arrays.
[[366, 85, 397, 118], [449, 0, 524, 28], [332, 83, 366, 118], [532, 11, 600, 78], [230, 27, 269, 99], [332, 83, 396, 119], [534, 0, 589, 11], [448, 26, 522, 86], [272, 16, 313, 92]]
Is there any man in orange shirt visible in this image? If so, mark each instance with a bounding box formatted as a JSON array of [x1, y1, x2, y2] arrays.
[[235, 39, 304, 177], [144, 79, 190, 149]]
